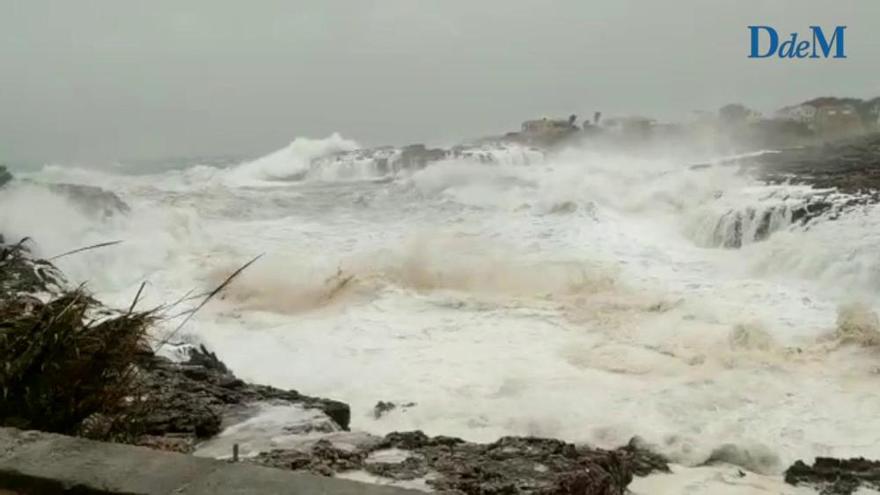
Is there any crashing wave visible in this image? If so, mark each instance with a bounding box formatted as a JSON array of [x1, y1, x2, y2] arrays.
[[307, 142, 544, 181], [689, 187, 875, 248], [226, 134, 545, 186]]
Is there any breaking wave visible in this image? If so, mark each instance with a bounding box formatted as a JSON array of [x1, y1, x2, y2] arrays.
[[225, 133, 360, 187], [7, 133, 880, 494], [209, 234, 618, 316]]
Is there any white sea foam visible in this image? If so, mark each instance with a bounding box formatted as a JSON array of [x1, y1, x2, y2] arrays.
[[5, 134, 880, 492], [225, 133, 360, 187]]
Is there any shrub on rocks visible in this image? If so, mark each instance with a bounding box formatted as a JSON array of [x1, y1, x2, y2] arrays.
[[0, 239, 155, 438]]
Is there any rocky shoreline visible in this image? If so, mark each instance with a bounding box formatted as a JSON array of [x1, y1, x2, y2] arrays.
[[5, 239, 880, 494], [3, 131, 880, 494], [137, 344, 671, 494], [0, 236, 669, 494], [126, 346, 351, 453], [686, 133, 880, 250], [754, 133, 880, 194]]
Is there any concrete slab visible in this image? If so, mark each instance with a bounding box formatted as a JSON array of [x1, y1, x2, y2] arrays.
[[0, 428, 418, 495], [180, 463, 423, 495]]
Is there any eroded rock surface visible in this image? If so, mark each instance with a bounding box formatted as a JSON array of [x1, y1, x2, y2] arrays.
[[251, 431, 668, 495], [132, 345, 351, 446], [755, 133, 880, 194], [0, 165, 11, 188], [785, 457, 880, 495], [46, 183, 130, 217], [0, 237, 65, 299]]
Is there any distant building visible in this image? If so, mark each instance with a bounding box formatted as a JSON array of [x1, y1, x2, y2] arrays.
[[775, 104, 818, 124], [601, 116, 656, 135], [521, 117, 577, 134], [869, 99, 880, 127], [516, 116, 579, 146], [814, 104, 863, 136]]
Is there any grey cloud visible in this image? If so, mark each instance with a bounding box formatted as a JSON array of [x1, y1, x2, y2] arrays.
[[1, 0, 878, 164]]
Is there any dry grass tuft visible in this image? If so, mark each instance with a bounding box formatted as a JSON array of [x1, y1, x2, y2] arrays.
[[0, 239, 155, 438], [0, 238, 261, 440], [0, 288, 156, 436]]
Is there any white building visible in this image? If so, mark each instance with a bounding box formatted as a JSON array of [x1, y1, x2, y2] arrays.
[[774, 104, 818, 124]]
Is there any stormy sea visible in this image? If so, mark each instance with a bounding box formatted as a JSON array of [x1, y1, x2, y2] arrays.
[[2, 131, 880, 494]]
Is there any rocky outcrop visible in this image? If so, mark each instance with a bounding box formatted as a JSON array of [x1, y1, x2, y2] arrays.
[[693, 134, 880, 248], [310, 142, 543, 180], [0, 237, 65, 299], [754, 133, 880, 194], [46, 183, 130, 217], [785, 457, 880, 495], [251, 432, 668, 495], [0, 166, 11, 188], [2, 175, 129, 218], [131, 346, 351, 447], [0, 238, 349, 453], [372, 401, 416, 419], [703, 192, 864, 249]]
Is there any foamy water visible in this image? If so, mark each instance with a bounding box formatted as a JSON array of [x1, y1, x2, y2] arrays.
[[4, 136, 880, 493]]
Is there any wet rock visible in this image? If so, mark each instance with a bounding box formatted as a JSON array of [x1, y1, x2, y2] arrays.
[[134, 346, 351, 443], [0, 238, 65, 299], [253, 439, 366, 477], [397, 144, 446, 170], [618, 437, 672, 477], [547, 201, 579, 215], [703, 443, 780, 475], [372, 401, 416, 419], [250, 431, 669, 495], [693, 133, 880, 244], [46, 183, 130, 217], [184, 344, 230, 374], [0, 165, 11, 188], [373, 401, 396, 419], [785, 457, 880, 495], [134, 434, 196, 454], [754, 133, 880, 195], [0, 238, 352, 459]]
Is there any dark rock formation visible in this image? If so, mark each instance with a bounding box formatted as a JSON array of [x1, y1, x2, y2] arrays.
[[2, 175, 129, 218], [397, 144, 446, 170], [0, 237, 65, 299], [785, 457, 880, 495], [754, 133, 880, 194], [0, 165, 11, 188], [692, 133, 880, 248], [0, 238, 349, 451], [251, 431, 669, 495], [373, 401, 397, 419], [46, 183, 130, 217], [132, 345, 351, 444], [372, 401, 416, 419], [706, 198, 843, 249]]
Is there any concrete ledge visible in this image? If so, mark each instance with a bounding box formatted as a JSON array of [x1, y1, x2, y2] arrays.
[[0, 428, 419, 494]]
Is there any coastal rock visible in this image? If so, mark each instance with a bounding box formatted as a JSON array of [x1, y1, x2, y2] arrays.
[[372, 401, 416, 419], [0, 238, 350, 451], [0, 237, 65, 299], [133, 345, 351, 444], [46, 183, 130, 217], [397, 144, 446, 170], [250, 431, 669, 495], [785, 457, 880, 495], [754, 133, 880, 194], [0, 165, 11, 188], [310, 142, 543, 180], [2, 176, 129, 218], [695, 134, 880, 248]]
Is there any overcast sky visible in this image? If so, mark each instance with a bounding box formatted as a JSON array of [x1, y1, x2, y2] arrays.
[[2, 0, 879, 164]]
